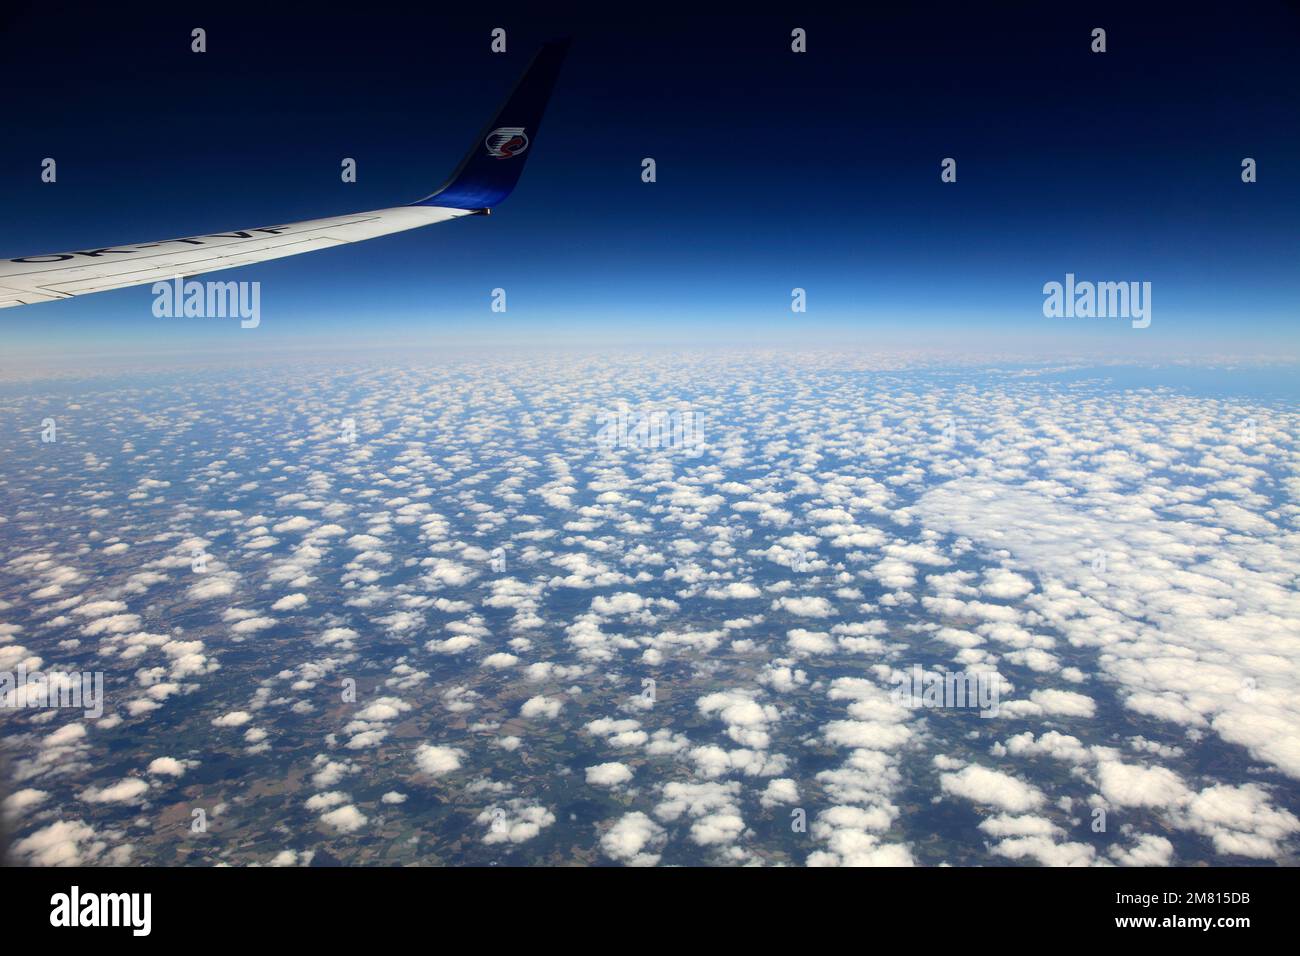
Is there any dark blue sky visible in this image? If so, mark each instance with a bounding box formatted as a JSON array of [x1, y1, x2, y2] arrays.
[[1, 2, 1297, 357]]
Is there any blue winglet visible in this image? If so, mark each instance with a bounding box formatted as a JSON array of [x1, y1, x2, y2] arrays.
[[414, 39, 570, 211]]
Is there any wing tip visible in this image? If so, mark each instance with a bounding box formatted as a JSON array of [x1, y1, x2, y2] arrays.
[[412, 40, 570, 210]]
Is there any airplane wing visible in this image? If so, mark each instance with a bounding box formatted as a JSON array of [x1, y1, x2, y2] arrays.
[[0, 38, 569, 309]]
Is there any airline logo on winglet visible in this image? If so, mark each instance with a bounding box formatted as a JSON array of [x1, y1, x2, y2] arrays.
[[485, 127, 529, 158]]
